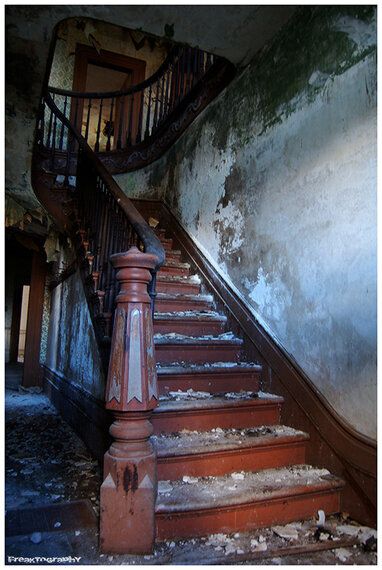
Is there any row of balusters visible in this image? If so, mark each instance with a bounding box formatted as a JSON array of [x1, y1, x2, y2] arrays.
[[74, 149, 143, 340], [41, 46, 215, 156]]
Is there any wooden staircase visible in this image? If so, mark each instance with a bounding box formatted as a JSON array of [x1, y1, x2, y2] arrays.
[[32, 86, 353, 555], [149, 225, 344, 540]]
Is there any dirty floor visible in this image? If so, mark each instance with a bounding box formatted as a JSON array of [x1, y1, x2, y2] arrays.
[[5, 388, 377, 565]]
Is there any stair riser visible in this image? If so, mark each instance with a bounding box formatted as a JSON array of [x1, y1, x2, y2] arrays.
[[162, 242, 173, 251], [160, 265, 190, 277], [153, 403, 281, 434], [158, 371, 260, 394], [154, 345, 241, 365], [156, 282, 200, 295], [155, 299, 213, 312], [156, 488, 341, 540], [154, 320, 226, 336], [158, 440, 307, 480], [166, 252, 182, 263]]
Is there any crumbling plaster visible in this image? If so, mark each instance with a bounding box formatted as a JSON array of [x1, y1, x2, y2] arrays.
[[117, 6, 377, 439], [46, 271, 104, 400], [5, 5, 294, 214]]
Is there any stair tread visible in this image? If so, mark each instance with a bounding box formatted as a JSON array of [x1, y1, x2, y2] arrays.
[[162, 260, 190, 269], [154, 332, 243, 345], [157, 362, 262, 375], [154, 311, 226, 321], [157, 274, 200, 283], [155, 391, 283, 412], [156, 465, 344, 513], [156, 292, 212, 302], [154, 425, 309, 457]]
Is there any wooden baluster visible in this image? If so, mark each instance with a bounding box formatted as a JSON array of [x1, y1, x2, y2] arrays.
[[93, 178, 104, 271], [117, 96, 125, 150], [136, 90, 144, 144], [206, 52, 212, 69], [95, 98, 104, 153], [163, 69, 170, 118], [105, 201, 118, 314], [179, 49, 186, 102], [152, 80, 159, 130], [59, 96, 68, 150], [104, 193, 118, 327], [73, 97, 79, 147], [84, 99, 92, 142], [100, 247, 159, 554], [158, 73, 165, 123], [106, 97, 115, 152], [144, 85, 152, 140], [99, 197, 113, 291], [173, 55, 181, 106], [185, 47, 192, 94], [127, 93, 134, 147], [50, 107, 58, 170], [46, 102, 54, 147]]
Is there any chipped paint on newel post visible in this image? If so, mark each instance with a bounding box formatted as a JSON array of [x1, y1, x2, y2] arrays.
[[100, 246, 158, 554]]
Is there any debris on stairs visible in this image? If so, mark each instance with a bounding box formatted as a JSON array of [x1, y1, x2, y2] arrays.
[[148, 223, 347, 544]]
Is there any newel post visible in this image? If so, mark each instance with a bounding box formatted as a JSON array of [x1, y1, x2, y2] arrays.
[[100, 246, 158, 554]]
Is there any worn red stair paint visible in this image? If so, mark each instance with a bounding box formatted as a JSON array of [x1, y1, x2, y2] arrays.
[[152, 394, 283, 434], [157, 363, 261, 394], [145, 223, 345, 543], [155, 293, 214, 312], [155, 466, 344, 540], [154, 425, 309, 479], [153, 312, 227, 335], [154, 334, 243, 364]]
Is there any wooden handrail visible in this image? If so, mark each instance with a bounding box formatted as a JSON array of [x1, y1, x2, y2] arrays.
[[44, 91, 165, 269], [48, 46, 182, 99], [43, 44, 219, 154]]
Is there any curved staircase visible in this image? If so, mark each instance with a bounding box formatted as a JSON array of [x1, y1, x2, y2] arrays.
[[148, 224, 344, 540], [33, 70, 346, 554]]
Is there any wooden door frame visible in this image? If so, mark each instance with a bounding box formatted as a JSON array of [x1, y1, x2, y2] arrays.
[[22, 251, 47, 388], [71, 44, 146, 147]]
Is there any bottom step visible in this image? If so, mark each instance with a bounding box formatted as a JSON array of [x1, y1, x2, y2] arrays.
[[156, 465, 344, 540]]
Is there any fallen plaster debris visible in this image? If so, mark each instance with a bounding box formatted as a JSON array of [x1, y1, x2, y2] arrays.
[[272, 525, 299, 540], [158, 481, 173, 493], [335, 547, 353, 562], [182, 475, 199, 484], [231, 472, 245, 480]]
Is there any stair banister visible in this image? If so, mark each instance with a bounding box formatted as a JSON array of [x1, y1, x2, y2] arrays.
[[40, 92, 165, 554]]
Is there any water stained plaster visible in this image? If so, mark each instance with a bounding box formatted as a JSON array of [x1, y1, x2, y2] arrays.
[[117, 6, 377, 439], [46, 271, 105, 401]]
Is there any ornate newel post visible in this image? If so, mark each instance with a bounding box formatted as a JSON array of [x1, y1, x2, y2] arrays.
[[100, 246, 159, 554]]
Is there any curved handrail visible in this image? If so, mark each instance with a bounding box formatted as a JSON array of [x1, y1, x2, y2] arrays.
[[44, 90, 165, 268], [48, 45, 184, 99]]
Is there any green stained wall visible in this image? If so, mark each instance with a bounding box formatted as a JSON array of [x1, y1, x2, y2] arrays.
[[117, 6, 377, 438]]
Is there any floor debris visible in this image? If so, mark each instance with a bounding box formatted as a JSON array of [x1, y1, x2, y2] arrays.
[[5, 389, 377, 565]]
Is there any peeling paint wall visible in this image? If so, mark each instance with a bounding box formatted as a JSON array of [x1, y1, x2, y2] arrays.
[[118, 7, 377, 438], [6, 5, 293, 214], [46, 271, 105, 400]]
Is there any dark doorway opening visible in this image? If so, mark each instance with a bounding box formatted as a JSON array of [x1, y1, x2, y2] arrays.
[[5, 232, 47, 389], [72, 44, 146, 150]]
